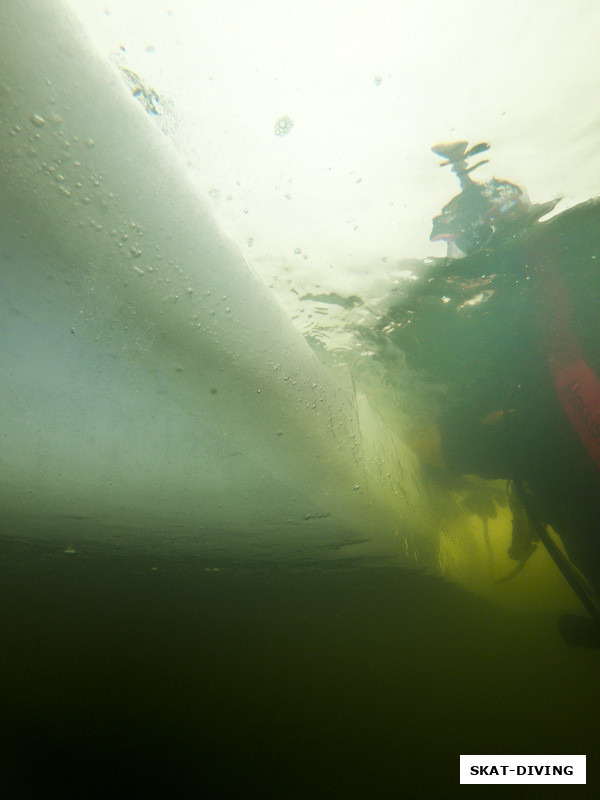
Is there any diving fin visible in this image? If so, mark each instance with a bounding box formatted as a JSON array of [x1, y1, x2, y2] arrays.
[[464, 158, 490, 174], [465, 141, 490, 159], [431, 141, 490, 168], [431, 141, 468, 163], [558, 614, 600, 648]]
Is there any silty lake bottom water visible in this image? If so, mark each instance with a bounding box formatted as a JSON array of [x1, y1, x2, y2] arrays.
[[0, 533, 599, 799]]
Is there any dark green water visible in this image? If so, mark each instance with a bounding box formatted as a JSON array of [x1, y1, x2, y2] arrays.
[[1, 535, 598, 798]]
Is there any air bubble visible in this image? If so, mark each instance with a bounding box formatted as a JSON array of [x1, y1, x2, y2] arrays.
[[274, 115, 294, 137]]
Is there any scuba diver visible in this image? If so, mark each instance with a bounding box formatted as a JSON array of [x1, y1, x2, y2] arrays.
[[381, 141, 600, 644], [430, 140, 532, 258]]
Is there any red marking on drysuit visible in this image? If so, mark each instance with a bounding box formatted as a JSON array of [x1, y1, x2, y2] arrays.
[[554, 359, 600, 470]]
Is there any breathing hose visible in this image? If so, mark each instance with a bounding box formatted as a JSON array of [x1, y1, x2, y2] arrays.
[[505, 383, 600, 626]]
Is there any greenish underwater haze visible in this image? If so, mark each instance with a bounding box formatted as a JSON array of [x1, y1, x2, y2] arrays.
[[0, 534, 598, 799]]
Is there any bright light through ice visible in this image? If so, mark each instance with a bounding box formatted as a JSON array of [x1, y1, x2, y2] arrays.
[[68, 0, 600, 297]]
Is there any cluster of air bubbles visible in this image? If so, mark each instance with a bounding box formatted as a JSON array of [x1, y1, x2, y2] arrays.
[[274, 116, 294, 137]]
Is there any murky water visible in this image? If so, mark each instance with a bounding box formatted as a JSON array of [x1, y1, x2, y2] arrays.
[[1, 535, 598, 798], [3, 2, 600, 796]]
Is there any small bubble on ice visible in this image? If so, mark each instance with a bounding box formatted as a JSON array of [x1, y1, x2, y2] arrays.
[[274, 115, 294, 137]]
